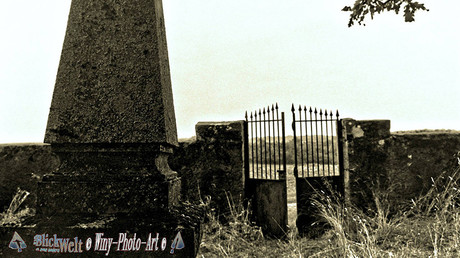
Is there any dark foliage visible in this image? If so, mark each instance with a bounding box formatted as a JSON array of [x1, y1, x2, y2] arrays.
[[343, 0, 429, 27]]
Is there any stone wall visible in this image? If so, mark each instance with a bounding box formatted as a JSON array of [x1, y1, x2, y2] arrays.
[[1, 121, 245, 218], [0, 144, 60, 213], [343, 119, 460, 211], [387, 132, 460, 205], [169, 121, 245, 218], [3, 119, 458, 223]]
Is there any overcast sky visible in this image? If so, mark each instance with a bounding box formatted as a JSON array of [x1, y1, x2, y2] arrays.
[[0, 0, 458, 143]]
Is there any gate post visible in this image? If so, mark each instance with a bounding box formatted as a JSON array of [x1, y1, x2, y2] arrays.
[[337, 114, 346, 199], [291, 105, 298, 178], [243, 117, 254, 205], [339, 118, 350, 205]]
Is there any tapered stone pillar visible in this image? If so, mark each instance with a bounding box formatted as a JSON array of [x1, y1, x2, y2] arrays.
[[44, 0, 177, 146], [39, 0, 180, 217]]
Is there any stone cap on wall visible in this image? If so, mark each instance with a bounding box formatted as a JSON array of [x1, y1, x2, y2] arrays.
[[342, 119, 391, 140], [195, 121, 244, 143]]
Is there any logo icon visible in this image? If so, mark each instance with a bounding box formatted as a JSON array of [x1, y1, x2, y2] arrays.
[[9, 232, 27, 252], [170, 231, 184, 254]]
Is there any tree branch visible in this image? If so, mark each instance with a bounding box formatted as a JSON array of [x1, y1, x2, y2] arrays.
[[342, 0, 429, 27]]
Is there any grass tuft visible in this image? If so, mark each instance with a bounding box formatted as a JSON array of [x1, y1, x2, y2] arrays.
[[0, 187, 34, 226]]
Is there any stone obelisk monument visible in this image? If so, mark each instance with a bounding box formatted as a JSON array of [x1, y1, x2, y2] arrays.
[[1, 0, 203, 257], [40, 0, 180, 216]]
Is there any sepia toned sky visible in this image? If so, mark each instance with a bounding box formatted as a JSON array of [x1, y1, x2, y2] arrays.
[[0, 0, 458, 143]]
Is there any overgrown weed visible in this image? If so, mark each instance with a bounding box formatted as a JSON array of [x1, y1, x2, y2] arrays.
[[312, 164, 460, 257], [199, 162, 460, 257]]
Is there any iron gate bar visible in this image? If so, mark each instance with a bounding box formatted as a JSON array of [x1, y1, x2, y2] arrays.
[[263, 108, 267, 178], [336, 110, 341, 176], [253, 112, 256, 178], [325, 109, 330, 176], [331, 111, 336, 176], [277, 103, 281, 173], [301, 106, 313, 177], [298, 106, 304, 177], [319, 109, 329, 176], [291, 104, 298, 178], [259, 109, 262, 178], [309, 108, 314, 176], [281, 111, 287, 179], [335, 110, 340, 175], [315, 108, 320, 176], [271, 105, 276, 177], [267, 107, 271, 178]]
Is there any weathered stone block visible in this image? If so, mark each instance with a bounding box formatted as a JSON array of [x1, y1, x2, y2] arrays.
[[342, 119, 391, 211], [196, 121, 244, 143], [170, 121, 245, 218], [343, 119, 391, 140]]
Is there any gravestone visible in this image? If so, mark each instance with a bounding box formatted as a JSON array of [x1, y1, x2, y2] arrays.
[[1, 0, 202, 257]]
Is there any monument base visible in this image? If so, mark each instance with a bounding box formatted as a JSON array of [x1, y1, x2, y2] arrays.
[[37, 144, 181, 217], [0, 144, 205, 257]]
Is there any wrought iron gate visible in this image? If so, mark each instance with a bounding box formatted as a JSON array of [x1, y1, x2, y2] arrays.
[[243, 103, 344, 237], [291, 104, 345, 236], [244, 104, 287, 237]]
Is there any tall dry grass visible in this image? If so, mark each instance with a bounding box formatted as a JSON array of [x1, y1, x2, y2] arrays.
[[199, 163, 460, 257]]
